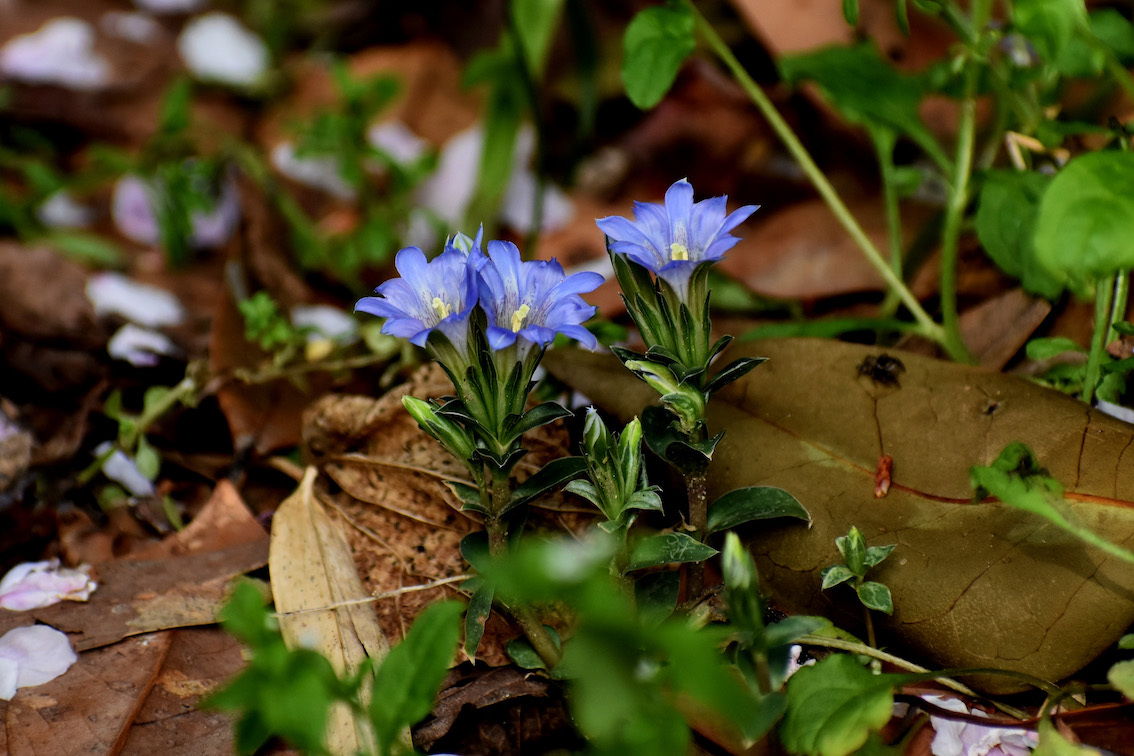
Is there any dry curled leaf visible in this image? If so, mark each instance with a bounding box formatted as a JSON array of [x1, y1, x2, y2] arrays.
[[269, 466, 389, 755], [544, 339, 1134, 692]]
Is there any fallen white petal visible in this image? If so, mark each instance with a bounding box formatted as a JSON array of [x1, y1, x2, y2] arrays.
[[100, 11, 163, 45], [111, 175, 160, 245], [178, 13, 268, 87], [923, 695, 1038, 756], [0, 18, 112, 91], [0, 626, 78, 700], [86, 272, 186, 329], [367, 120, 428, 165], [291, 305, 358, 343], [95, 442, 156, 496], [415, 123, 571, 233], [0, 560, 96, 611], [133, 0, 207, 14], [108, 324, 179, 366], [270, 142, 355, 200], [36, 190, 94, 229]]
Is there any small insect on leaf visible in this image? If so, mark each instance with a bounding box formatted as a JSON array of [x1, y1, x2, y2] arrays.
[[857, 353, 906, 387]]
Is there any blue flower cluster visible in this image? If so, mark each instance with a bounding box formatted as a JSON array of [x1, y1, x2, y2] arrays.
[[356, 230, 602, 363]]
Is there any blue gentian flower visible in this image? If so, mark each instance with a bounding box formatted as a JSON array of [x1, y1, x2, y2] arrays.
[[595, 178, 758, 298], [476, 240, 603, 355], [355, 244, 479, 353]]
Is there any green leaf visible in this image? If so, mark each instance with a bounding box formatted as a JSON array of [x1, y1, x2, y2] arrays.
[[511, 0, 565, 75], [764, 615, 829, 650], [837, 527, 868, 576], [1107, 658, 1134, 699], [856, 581, 894, 614], [779, 43, 948, 172], [464, 580, 494, 662], [134, 436, 161, 481], [505, 402, 573, 441], [1034, 151, 1134, 298], [706, 486, 811, 535], [863, 544, 895, 569], [41, 230, 124, 267], [621, 3, 696, 109], [1034, 718, 1103, 755], [705, 356, 768, 395], [446, 481, 485, 514], [781, 654, 899, 756], [507, 456, 588, 513], [1026, 337, 1087, 361], [971, 445, 1134, 565], [1119, 634, 1134, 650], [371, 600, 463, 753], [627, 532, 718, 571], [1015, 0, 1088, 64], [975, 170, 1062, 300], [506, 626, 559, 669], [843, 0, 860, 25], [634, 571, 680, 626], [821, 565, 857, 590]]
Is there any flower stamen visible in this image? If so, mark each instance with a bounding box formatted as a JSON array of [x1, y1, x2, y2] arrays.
[[510, 303, 531, 332], [670, 242, 689, 262], [431, 297, 452, 319]]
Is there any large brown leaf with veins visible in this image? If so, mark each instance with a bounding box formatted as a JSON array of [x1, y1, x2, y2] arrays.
[[544, 338, 1134, 692]]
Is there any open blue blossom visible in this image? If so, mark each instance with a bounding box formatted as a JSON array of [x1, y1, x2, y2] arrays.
[[477, 240, 602, 355], [355, 244, 479, 354], [595, 178, 758, 297]]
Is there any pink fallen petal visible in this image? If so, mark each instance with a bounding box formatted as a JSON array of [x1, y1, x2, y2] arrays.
[[0, 560, 97, 611], [0, 626, 78, 700], [924, 695, 1037, 756]]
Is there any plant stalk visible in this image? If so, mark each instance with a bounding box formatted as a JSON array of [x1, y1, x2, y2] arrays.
[[684, 0, 957, 358], [685, 461, 709, 600], [1083, 273, 1117, 404]]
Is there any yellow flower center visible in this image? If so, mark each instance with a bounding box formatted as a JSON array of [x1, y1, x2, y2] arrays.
[[670, 242, 690, 261], [431, 297, 452, 319], [510, 303, 531, 332]]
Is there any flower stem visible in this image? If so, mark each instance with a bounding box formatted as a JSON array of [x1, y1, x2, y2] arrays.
[[938, 59, 980, 364], [1083, 273, 1116, 405], [684, 461, 709, 600], [483, 468, 563, 668], [684, 0, 956, 358]]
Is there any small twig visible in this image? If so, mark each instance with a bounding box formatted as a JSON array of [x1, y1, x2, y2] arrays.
[[274, 574, 471, 617]]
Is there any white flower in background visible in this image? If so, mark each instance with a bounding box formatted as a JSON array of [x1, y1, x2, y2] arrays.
[[0, 560, 96, 611], [94, 441, 155, 496], [291, 305, 358, 343], [367, 120, 428, 165], [0, 626, 78, 700], [177, 13, 268, 88], [100, 12, 163, 45], [111, 172, 241, 249], [108, 324, 179, 367], [924, 695, 1038, 756], [36, 190, 94, 229], [415, 123, 574, 234], [270, 142, 356, 200], [133, 0, 207, 14], [86, 272, 186, 329], [0, 18, 111, 91]]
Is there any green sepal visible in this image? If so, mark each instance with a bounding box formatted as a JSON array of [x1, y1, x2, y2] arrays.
[[610, 344, 646, 365], [626, 531, 718, 572], [506, 456, 589, 514], [706, 486, 811, 535]]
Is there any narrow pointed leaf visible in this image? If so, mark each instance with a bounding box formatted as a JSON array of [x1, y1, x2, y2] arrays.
[[506, 456, 589, 513], [464, 580, 494, 662], [705, 356, 768, 395]]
